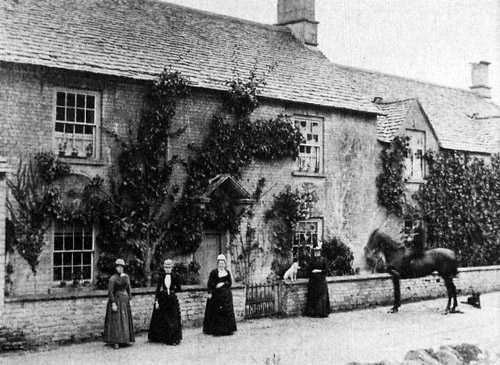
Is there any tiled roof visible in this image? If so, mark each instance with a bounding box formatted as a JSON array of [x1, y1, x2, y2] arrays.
[[375, 99, 415, 143], [338, 65, 500, 153], [0, 0, 379, 115]]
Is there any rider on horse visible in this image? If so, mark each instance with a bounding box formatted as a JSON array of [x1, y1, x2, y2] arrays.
[[403, 215, 427, 276]]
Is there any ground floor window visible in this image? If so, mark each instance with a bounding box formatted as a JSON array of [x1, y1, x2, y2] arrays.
[[292, 219, 323, 262], [53, 222, 94, 282]]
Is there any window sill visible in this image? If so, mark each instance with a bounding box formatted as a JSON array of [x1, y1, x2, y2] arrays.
[[292, 171, 326, 178], [58, 157, 106, 166], [406, 179, 425, 185]]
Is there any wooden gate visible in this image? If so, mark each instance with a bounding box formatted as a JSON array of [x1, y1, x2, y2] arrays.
[[245, 282, 281, 319]]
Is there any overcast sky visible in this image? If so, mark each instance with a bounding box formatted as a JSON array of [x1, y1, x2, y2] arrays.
[[165, 0, 500, 104]]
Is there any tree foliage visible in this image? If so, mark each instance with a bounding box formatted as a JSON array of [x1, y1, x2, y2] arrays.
[[417, 151, 500, 266]]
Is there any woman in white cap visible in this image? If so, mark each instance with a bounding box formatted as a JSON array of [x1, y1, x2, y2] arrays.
[[148, 259, 182, 345], [304, 244, 330, 317], [203, 254, 237, 336], [103, 259, 135, 349]]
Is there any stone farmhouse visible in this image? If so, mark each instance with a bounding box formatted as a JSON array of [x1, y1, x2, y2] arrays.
[[1, 0, 499, 300]]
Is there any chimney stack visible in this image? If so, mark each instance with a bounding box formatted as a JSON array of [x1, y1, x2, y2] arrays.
[[470, 61, 491, 98], [277, 0, 318, 46]]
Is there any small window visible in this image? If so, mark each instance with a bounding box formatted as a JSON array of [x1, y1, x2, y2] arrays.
[[54, 90, 100, 159], [53, 222, 94, 282], [292, 219, 323, 262], [405, 130, 426, 181], [295, 116, 323, 173]]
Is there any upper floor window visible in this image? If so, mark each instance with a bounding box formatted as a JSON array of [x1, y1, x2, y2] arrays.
[[54, 90, 100, 159], [405, 130, 426, 181], [292, 219, 323, 262], [295, 116, 323, 174], [53, 222, 94, 282]]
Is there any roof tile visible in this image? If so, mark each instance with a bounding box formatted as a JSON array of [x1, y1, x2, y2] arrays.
[[339, 65, 500, 153], [0, 0, 379, 115]]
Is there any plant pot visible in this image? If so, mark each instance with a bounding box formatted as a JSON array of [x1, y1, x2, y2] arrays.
[[58, 151, 66, 157], [71, 152, 79, 158], [86, 152, 92, 158]]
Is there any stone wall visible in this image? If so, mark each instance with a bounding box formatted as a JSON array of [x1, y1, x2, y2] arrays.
[[282, 265, 500, 315], [1, 285, 245, 351], [2, 266, 499, 350]]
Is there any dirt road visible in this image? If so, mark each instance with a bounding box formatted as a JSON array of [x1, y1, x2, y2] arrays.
[[2, 292, 500, 365]]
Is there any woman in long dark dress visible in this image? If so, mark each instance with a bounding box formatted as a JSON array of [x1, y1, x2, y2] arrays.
[[203, 254, 237, 336], [304, 246, 330, 317], [148, 259, 182, 345], [103, 259, 135, 349]]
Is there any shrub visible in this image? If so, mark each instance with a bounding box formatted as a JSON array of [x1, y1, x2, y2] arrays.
[[321, 237, 355, 276], [172, 261, 201, 285]]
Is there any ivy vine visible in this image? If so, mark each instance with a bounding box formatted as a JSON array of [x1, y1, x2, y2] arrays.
[[162, 72, 303, 259], [6, 153, 71, 274], [265, 183, 319, 277], [376, 135, 410, 216]]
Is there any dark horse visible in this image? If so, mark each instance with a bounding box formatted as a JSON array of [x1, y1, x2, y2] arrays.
[[366, 225, 459, 314]]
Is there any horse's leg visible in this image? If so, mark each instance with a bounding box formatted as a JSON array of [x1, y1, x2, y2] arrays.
[[444, 276, 458, 313], [442, 276, 459, 313], [389, 270, 401, 313], [443, 278, 452, 313]]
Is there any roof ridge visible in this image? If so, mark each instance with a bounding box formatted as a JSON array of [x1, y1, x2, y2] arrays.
[[336, 62, 490, 97], [141, 0, 284, 32], [377, 98, 417, 105]]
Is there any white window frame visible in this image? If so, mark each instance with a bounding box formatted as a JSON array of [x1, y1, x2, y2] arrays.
[[292, 218, 323, 262], [52, 221, 95, 283], [53, 88, 101, 160], [405, 130, 426, 182], [294, 115, 323, 174]]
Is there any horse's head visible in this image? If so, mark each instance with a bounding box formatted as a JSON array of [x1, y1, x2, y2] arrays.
[[365, 229, 383, 256], [365, 229, 385, 272], [365, 229, 404, 271]]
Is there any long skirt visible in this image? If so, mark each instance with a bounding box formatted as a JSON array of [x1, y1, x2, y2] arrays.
[[304, 273, 330, 317], [103, 292, 135, 344], [203, 287, 237, 336], [148, 291, 182, 344]]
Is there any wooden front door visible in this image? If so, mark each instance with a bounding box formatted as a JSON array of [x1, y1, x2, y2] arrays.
[[195, 233, 222, 287]]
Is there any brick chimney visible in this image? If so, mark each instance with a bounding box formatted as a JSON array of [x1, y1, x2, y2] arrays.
[[277, 0, 318, 46], [470, 61, 491, 98]]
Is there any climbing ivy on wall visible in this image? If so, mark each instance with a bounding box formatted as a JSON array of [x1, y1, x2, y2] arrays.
[[376, 136, 410, 216], [6, 153, 71, 274], [265, 183, 319, 277], [416, 151, 500, 267], [99, 67, 304, 284], [159, 70, 303, 261], [103, 69, 191, 284]]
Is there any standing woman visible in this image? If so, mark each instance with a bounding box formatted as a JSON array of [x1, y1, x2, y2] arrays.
[[304, 246, 330, 317], [103, 259, 135, 349], [148, 259, 182, 345], [203, 254, 237, 336]]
